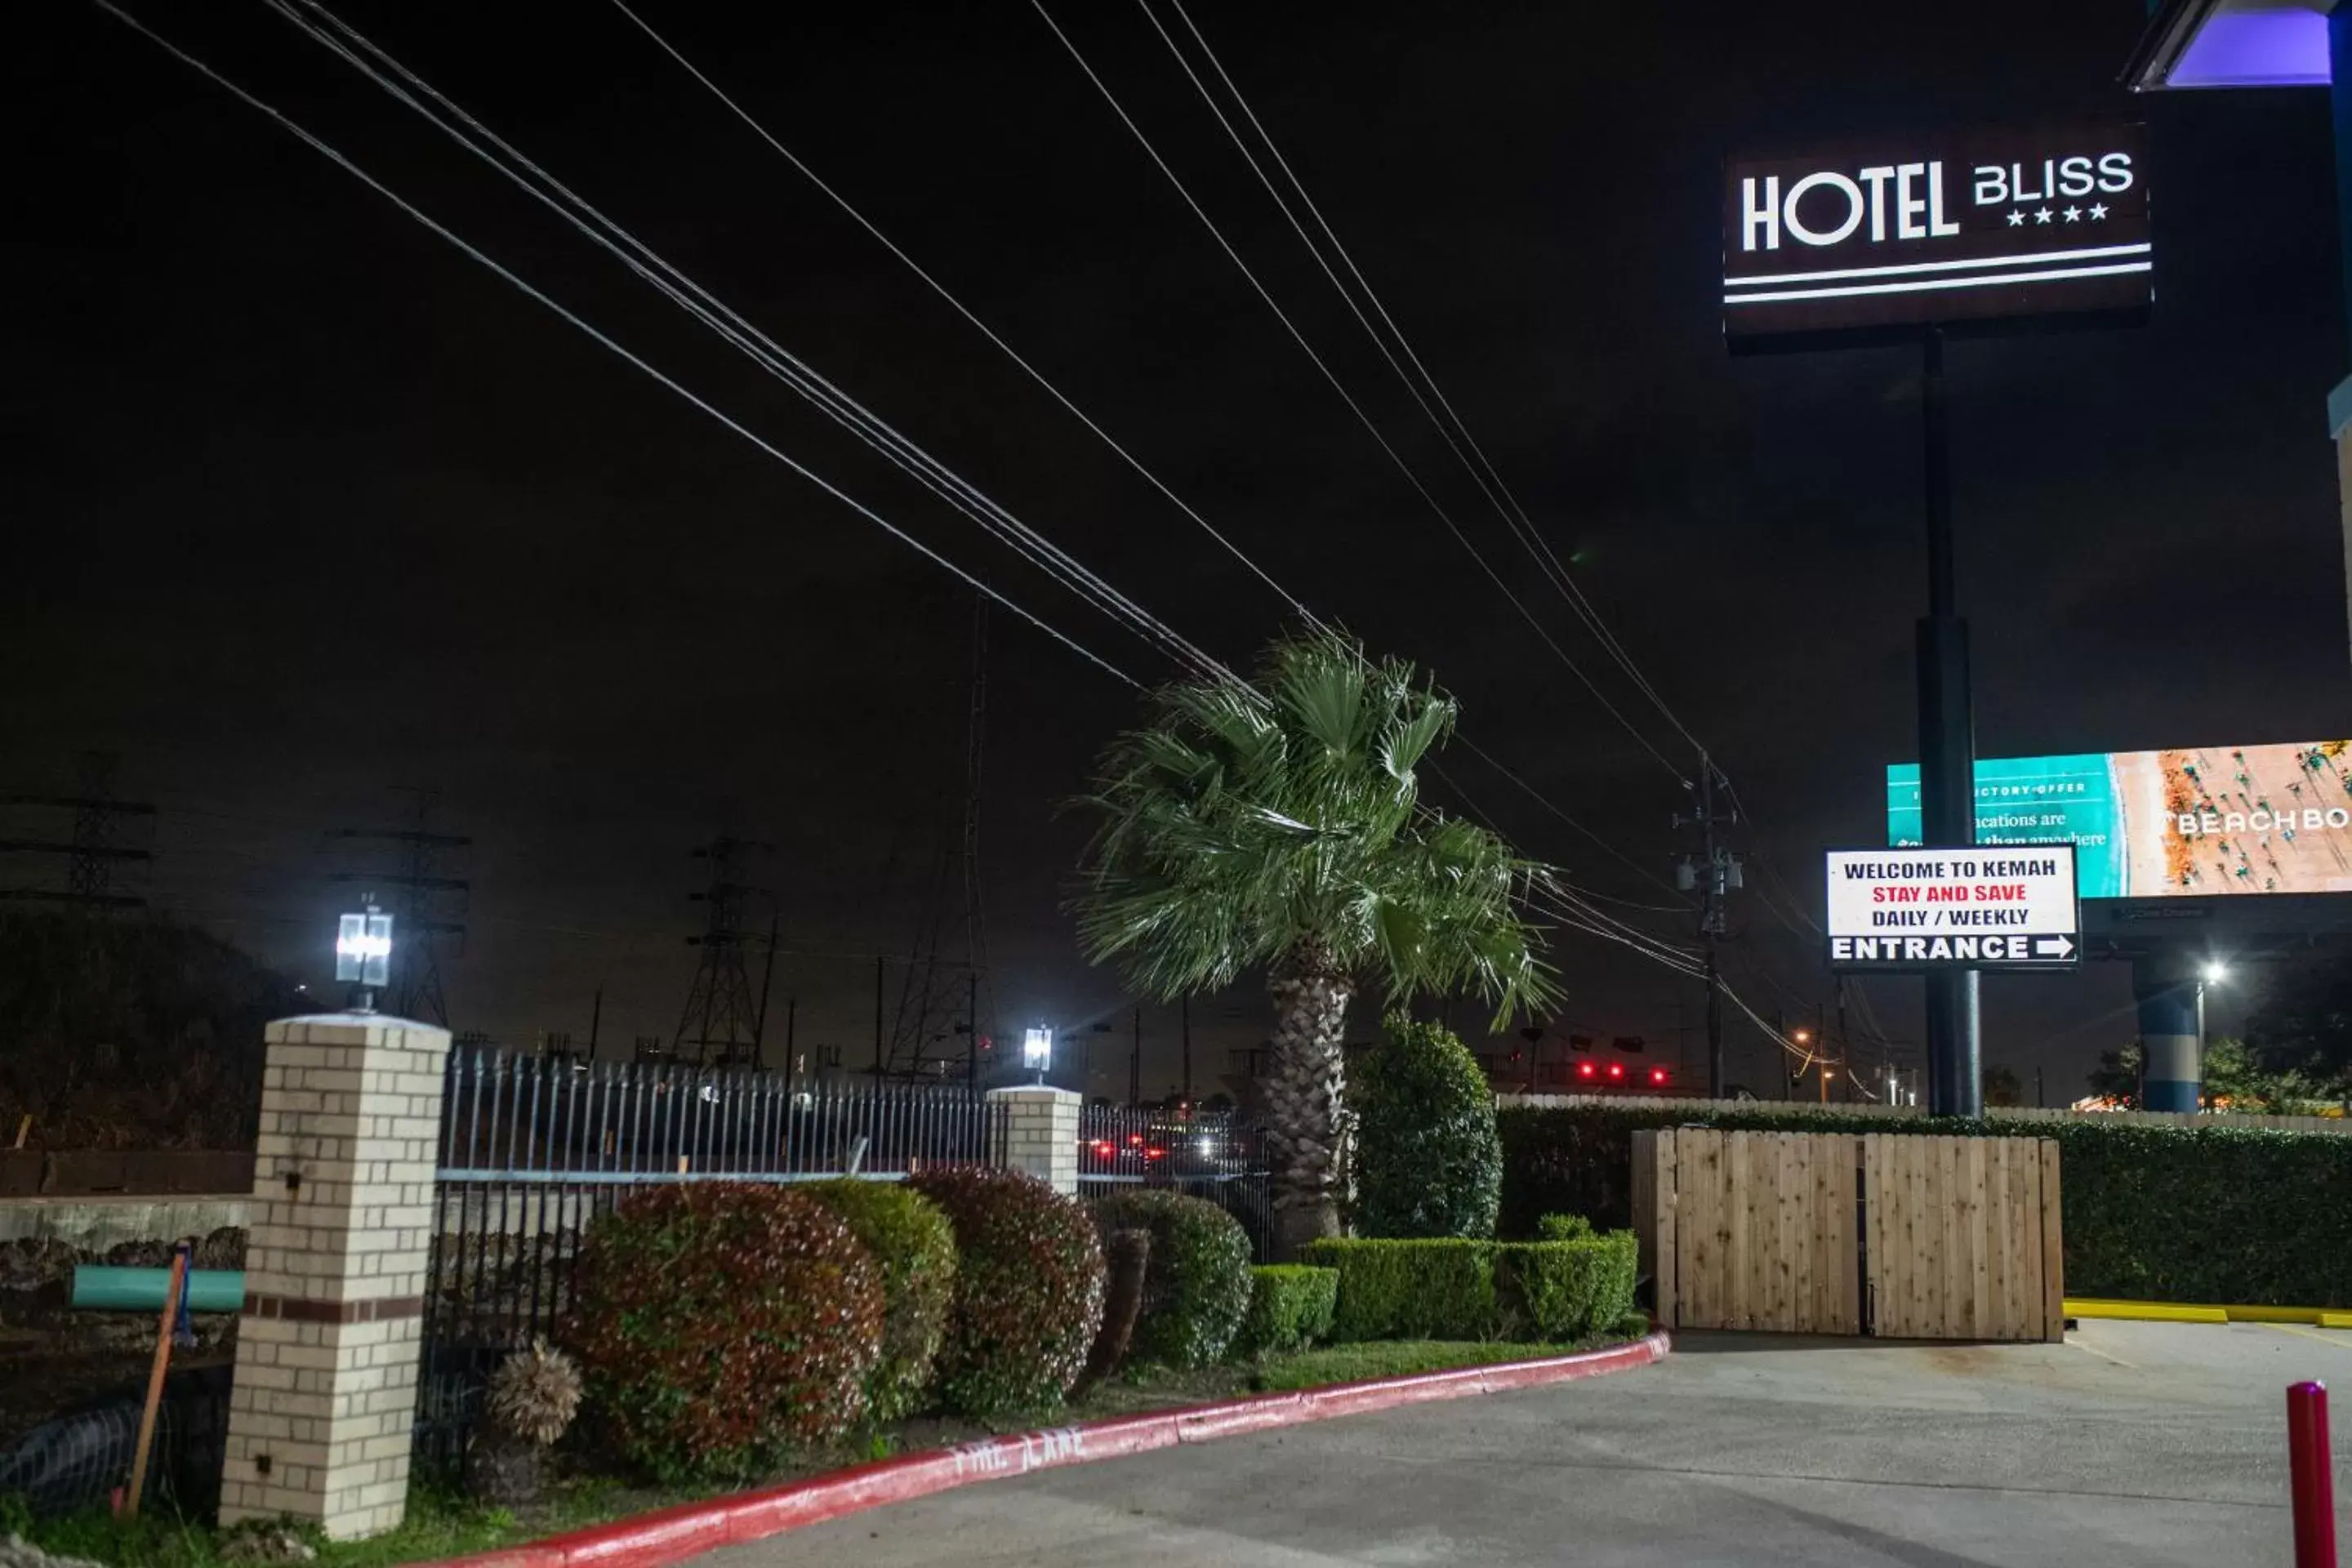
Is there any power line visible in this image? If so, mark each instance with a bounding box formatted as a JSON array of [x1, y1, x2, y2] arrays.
[[90, 0, 1142, 692], [1028, 0, 1692, 784], [271, 0, 1232, 690], [596, 0, 1697, 908], [1143, 0, 1712, 772], [599, 0, 1319, 638]]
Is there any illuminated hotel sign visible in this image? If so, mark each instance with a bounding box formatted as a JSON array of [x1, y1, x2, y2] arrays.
[[1724, 125, 2150, 341]]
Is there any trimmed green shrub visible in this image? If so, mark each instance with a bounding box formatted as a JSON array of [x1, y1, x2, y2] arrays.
[[1494, 1232, 1637, 1340], [1090, 1189, 1254, 1367], [1354, 1016, 1502, 1239], [1235, 1264, 1339, 1356], [805, 1178, 957, 1424], [1535, 1213, 1594, 1241], [565, 1183, 882, 1480], [1499, 1103, 2352, 1307], [906, 1165, 1106, 1419], [1299, 1238, 1497, 1341], [1300, 1235, 1638, 1343]]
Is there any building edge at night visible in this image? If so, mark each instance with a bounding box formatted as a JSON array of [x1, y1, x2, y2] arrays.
[[2126, 0, 2352, 668]]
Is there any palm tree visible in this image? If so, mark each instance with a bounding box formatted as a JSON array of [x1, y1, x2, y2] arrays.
[[1069, 630, 1561, 1256]]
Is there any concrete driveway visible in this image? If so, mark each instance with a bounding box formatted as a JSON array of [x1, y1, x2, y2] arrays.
[[713, 1321, 2352, 1566]]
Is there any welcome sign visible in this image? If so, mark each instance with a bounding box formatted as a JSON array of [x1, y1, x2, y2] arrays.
[[1723, 124, 2151, 341]]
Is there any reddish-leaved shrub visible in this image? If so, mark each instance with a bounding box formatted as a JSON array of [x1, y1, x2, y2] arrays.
[[564, 1183, 883, 1480], [905, 1165, 1106, 1419]]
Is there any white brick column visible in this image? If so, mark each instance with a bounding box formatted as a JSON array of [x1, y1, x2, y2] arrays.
[[220, 1013, 450, 1540], [987, 1085, 1082, 1196]]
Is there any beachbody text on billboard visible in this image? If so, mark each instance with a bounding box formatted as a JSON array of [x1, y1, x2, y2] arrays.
[[1723, 124, 2150, 340], [1886, 741, 2352, 899]]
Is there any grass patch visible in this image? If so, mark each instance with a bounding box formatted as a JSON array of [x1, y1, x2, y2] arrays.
[[1252, 1339, 1600, 1392], [7, 1336, 1637, 1566], [0, 1477, 653, 1568]]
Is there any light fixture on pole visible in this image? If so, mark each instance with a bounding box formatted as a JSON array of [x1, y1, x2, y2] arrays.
[[1022, 1026, 1053, 1085], [335, 902, 394, 1013]]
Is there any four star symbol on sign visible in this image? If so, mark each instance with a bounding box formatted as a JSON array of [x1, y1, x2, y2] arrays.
[[2006, 205, 2113, 227]]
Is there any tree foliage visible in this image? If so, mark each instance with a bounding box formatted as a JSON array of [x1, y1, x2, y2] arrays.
[[1352, 1014, 1502, 1239], [0, 912, 301, 1147], [1067, 629, 1561, 1023]]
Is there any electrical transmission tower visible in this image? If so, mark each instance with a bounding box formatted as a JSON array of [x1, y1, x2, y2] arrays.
[[328, 789, 469, 1027], [670, 837, 774, 1070], [1, 753, 155, 911], [881, 597, 992, 1085]]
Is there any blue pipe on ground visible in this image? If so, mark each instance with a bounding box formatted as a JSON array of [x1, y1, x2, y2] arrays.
[[68, 1266, 243, 1313]]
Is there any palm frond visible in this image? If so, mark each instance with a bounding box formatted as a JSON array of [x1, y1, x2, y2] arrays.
[[1067, 626, 1562, 1020]]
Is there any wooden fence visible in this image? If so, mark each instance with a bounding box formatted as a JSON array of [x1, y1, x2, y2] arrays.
[[1508, 1092, 2352, 1136], [1633, 1127, 2062, 1342]]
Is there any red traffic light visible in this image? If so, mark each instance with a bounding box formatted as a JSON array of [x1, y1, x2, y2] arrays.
[[1649, 1067, 1669, 1086], [1606, 1062, 1625, 1080], [1575, 1060, 1597, 1080]]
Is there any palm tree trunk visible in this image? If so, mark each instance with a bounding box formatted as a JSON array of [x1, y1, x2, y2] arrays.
[[1264, 943, 1353, 1259]]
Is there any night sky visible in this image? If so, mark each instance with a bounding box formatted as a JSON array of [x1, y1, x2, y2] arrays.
[[7, 0, 2345, 1102]]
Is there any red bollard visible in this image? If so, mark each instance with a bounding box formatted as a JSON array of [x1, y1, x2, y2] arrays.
[[2289, 1381, 2338, 1568]]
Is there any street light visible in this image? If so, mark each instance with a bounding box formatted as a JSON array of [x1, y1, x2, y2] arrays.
[[2203, 961, 2230, 987], [334, 903, 393, 1013], [1022, 1026, 1053, 1085]]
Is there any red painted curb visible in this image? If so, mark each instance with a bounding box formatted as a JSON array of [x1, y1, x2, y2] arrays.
[[436, 1333, 1669, 1568]]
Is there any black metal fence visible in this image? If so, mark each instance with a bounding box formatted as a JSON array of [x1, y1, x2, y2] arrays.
[[419, 1049, 1007, 1461], [1075, 1103, 1274, 1263]]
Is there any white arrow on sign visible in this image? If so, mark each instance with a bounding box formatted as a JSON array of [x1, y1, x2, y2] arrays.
[[2034, 935, 2075, 959]]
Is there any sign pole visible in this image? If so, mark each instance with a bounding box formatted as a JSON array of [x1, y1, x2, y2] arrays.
[[1916, 327, 1983, 1117]]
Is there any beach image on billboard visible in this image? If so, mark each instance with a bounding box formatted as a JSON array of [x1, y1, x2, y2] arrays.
[[1888, 742, 2352, 898]]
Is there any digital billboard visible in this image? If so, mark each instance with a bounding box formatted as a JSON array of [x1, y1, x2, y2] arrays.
[[1724, 123, 2150, 342], [1887, 742, 2352, 899]]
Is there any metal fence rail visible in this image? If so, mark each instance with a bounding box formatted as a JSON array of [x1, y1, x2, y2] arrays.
[[419, 1049, 1006, 1461], [1075, 1103, 1273, 1263]]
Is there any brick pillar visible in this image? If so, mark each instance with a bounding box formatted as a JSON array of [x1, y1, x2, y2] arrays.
[[987, 1085, 1082, 1196], [220, 1013, 450, 1540]]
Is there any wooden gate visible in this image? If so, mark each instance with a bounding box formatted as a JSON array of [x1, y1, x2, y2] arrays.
[[1862, 1134, 2063, 1342], [1631, 1128, 2061, 1341]]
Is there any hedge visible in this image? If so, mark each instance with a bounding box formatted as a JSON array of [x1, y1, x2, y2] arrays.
[[1234, 1264, 1339, 1356], [1298, 1233, 1639, 1343], [1353, 1016, 1502, 1238], [565, 1183, 882, 1480], [1498, 1104, 2352, 1307], [906, 1165, 1106, 1419], [804, 1178, 957, 1424], [1090, 1189, 1254, 1368]]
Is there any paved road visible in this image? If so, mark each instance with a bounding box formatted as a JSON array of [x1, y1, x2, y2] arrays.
[[716, 1321, 2352, 1566]]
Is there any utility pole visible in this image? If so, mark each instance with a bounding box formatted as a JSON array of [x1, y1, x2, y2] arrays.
[[1817, 1001, 1832, 1104], [1129, 1004, 1143, 1107], [1678, 755, 1740, 1098], [327, 790, 468, 1027], [2, 753, 155, 911], [872, 956, 885, 1080], [967, 969, 980, 1093], [1181, 996, 1193, 1105], [1917, 328, 1983, 1118]]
